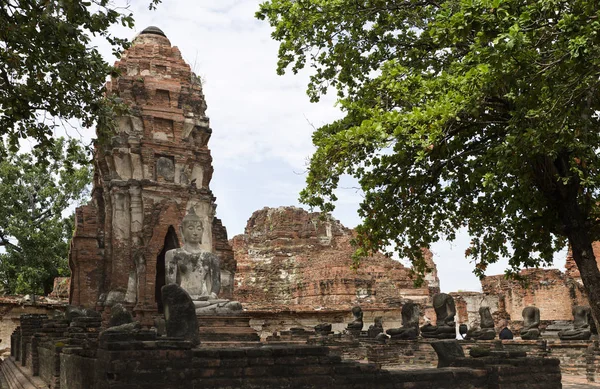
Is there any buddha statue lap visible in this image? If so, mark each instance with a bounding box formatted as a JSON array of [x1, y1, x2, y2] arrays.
[[520, 306, 541, 340], [165, 208, 242, 315], [420, 293, 457, 339]]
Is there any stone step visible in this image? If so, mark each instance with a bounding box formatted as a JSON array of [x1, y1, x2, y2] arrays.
[[197, 316, 253, 327], [198, 332, 260, 342], [197, 340, 264, 348], [196, 315, 261, 342], [199, 326, 258, 335], [0, 358, 46, 389]]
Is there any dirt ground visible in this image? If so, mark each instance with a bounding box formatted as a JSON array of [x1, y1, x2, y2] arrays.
[[563, 375, 600, 389]]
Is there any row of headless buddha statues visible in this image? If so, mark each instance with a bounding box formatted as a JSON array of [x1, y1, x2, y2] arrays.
[[344, 294, 457, 340], [342, 292, 596, 341], [516, 305, 596, 340]]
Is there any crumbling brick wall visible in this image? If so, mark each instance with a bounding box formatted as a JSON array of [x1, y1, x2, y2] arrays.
[[481, 268, 587, 322], [233, 206, 439, 312]]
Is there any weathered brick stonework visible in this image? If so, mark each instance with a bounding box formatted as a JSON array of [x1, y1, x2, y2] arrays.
[[69, 27, 234, 318], [481, 268, 588, 322], [233, 207, 439, 311]]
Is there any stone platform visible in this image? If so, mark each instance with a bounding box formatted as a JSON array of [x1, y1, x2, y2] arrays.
[[2, 311, 567, 389], [197, 316, 260, 343]]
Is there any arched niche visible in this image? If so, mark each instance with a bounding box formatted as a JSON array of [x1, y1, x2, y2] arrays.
[[155, 225, 179, 313]]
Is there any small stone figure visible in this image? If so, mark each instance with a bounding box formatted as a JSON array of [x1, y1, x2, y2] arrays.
[[165, 208, 242, 315], [458, 324, 468, 339], [559, 306, 594, 341], [520, 306, 541, 340], [368, 316, 384, 338], [346, 306, 364, 333], [161, 283, 200, 346], [466, 307, 496, 340], [387, 302, 420, 340], [154, 317, 167, 336], [108, 303, 134, 328], [421, 293, 457, 339], [314, 323, 333, 336]]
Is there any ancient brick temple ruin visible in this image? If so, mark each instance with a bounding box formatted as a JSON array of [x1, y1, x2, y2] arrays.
[[68, 26, 234, 322], [232, 207, 441, 335], [234, 207, 439, 309]]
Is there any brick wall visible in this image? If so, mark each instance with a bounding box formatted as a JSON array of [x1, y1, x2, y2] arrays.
[[481, 269, 587, 321]]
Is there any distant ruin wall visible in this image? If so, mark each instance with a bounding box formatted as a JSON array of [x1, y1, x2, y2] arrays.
[[481, 268, 588, 321]]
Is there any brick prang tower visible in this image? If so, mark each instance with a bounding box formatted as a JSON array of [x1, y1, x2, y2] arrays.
[[69, 26, 235, 323]]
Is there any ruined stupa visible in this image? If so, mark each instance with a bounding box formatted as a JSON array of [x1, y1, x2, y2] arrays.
[[68, 27, 234, 324]]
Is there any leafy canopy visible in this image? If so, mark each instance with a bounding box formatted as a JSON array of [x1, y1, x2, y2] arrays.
[[0, 0, 160, 158], [0, 138, 91, 295], [257, 0, 600, 279]]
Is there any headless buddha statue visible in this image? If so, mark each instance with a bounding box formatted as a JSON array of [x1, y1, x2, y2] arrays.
[[520, 306, 541, 340], [420, 293, 457, 339], [386, 301, 420, 340], [559, 306, 594, 341], [465, 306, 496, 340], [165, 208, 242, 315]]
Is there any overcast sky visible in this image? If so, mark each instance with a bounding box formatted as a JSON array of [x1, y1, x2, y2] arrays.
[[85, 0, 567, 292]]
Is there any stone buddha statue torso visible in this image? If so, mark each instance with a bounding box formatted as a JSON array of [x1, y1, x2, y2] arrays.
[[165, 209, 241, 315]]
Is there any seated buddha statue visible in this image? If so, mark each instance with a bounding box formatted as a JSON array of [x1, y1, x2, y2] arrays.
[[465, 307, 496, 340], [520, 306, 541, 340], [346, 306, 364, 334], [386, 301, 420, 340], [165, 208, 242, 315], [420, 293, 457, 339], [559, 306, 594, 341]]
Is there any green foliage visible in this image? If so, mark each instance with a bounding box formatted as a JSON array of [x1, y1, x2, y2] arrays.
[[257, 0, 600, 281], [0, 0, 161, 159], [0, 138, 91, 295]]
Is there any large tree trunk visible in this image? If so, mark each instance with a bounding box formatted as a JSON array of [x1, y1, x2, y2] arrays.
[[567, 229, 600, 332], [551, 164, 600, 330], [537, 153, 600, 331], [532, 150, 600, 329]]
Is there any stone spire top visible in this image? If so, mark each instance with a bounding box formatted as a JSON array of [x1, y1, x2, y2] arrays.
[[141, 26, 166, 37], [133, 25, 171, 46]]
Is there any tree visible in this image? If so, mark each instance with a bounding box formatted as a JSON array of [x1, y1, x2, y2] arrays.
[[0, 138, 91, 295], [257, 0, 600, 326], [0, 0, 160, 158]]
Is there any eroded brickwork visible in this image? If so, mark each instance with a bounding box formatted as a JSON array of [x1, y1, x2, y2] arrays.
[[233, 207, 439, 311], [69, 27, 233, 317], [481, 268, 588, 322]]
